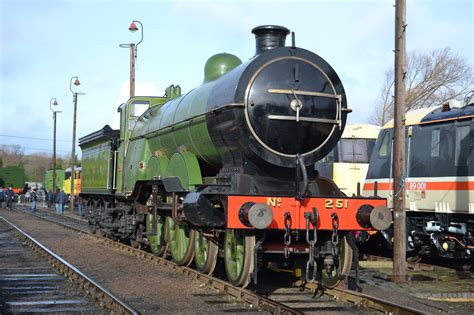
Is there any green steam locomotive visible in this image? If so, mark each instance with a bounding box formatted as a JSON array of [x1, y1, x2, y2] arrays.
[[79, 25, 390, 288]]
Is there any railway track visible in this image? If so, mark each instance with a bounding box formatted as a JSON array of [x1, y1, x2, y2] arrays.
[[0, 216, 137, 314], [14, 206, 425, 314]]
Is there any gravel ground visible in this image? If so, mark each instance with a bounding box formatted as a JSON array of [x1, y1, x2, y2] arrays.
[[355, 260, 474, 314], [5, 205, 474, 314], [0, 208, 257, 314]]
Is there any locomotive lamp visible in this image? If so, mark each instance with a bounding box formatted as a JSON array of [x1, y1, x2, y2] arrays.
[[69, 76, 85, 212], [120, 20, 143, 98], [49, 98, 61, 195]]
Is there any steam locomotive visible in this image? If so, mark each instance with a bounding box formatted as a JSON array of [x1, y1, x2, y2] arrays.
[[79, 25, 390, 288]]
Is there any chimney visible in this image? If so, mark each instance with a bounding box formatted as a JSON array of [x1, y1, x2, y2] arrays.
[[442, 101, 451, 112], [251, 25, 290, 55]]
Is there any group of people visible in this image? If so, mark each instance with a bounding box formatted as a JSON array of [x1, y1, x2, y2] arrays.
[[46, 189, 68, 214], [1, 185, 82, 216], [0, 185, 15, 210]]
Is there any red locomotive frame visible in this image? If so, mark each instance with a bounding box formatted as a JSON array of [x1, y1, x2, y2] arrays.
[[227, 195, 386, 230]]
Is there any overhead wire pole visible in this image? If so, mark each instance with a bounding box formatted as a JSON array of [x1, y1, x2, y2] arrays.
[[393, 0, 407, 283]]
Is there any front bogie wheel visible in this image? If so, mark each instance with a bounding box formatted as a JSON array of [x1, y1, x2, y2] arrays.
[[321, 235, 353, 288], [224, 229, 255, 288]]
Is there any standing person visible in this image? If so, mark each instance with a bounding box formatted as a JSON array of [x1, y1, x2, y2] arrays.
[[0, 187, 4, 209], [31, 188, 37, 213], [54, 189, 61, 214], [78, 197, 85, 217], [58, 189, 67, 214], [47, 190, 53, 209], [6, 185, 14, 210]]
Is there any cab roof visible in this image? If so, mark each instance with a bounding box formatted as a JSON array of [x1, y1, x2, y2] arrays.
[[342, 123, 380, 139]]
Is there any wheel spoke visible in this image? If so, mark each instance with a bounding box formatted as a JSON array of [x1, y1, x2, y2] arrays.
[[147, 213, 166, 256], [224, 229, 254, 287], [169, 220, 194, 266]]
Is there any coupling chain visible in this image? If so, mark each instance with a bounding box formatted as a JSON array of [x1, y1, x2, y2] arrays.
[[331, 213, 340, 257], [283, 212, 292, 259], [304, 212, 318, 283]]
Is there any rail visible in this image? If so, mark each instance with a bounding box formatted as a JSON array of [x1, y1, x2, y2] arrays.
[[14, 207, 426, 314], [0, 216, 139, 315]]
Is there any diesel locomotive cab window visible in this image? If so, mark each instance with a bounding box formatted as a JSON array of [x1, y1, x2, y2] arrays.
[[378, 131, 390, 158], [367, 139, 376, 158], [455, 125, 470, 166], [340, 139, 370, 163], [431, 129, 440, 158]]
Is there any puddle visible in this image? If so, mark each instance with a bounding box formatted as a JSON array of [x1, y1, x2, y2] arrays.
[[373, 274, 436, 282]]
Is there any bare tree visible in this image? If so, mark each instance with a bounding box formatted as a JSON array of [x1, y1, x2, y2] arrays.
[[0, 144, 25, 166], [24, 153, 51, 182], [370, 47, 473, 125]]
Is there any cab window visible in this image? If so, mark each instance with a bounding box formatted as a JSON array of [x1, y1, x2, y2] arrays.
[[378, 131, 391, 158], [340, 139, 370, 163], [431, 129, 440, 157], [455, 125, 470, 166], [128, 101, 149, 132]]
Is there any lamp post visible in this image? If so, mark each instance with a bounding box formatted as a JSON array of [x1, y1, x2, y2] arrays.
[[49, 98, 61, 196], [69, 76, 84, 212], [120, 20, 143, 98]]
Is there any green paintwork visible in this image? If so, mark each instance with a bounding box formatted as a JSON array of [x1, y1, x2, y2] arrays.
[[146, 156, 169, 179], [81, 138, 113, 193], [194, 231, 209, 270], [0, 165, 25, 190], [146, 212, 166, 255], [167, 216, 195, 265], [119, 96, 168, 194], [166, 152, 202, 189], [124, 137, 170, 192], [204, 53, 243, 83], [165, 85, 182, 99], [224, 229, 246, 282], [43, 169, 65, 191], [122, 54, 242, 194]]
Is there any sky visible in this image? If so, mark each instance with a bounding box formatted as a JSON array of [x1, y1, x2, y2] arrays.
[[0, 0, 473, 158]]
